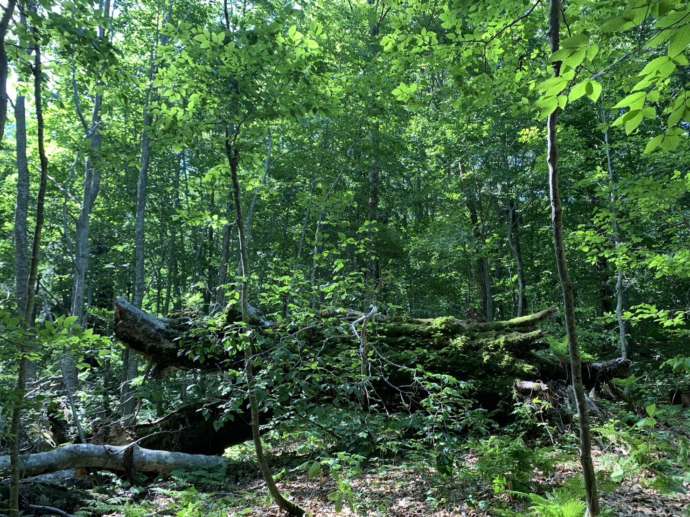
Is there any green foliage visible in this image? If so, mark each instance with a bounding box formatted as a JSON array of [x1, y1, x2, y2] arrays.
[[470, 435, 554, 493], [515, 491, 586, 517], [1, 0, 690, 514]]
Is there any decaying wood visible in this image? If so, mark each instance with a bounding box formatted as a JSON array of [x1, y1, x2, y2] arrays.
[[114, 298, 556, 370], [514, 380, 549, 393], [0, 444, 227, 478], [113, 299, 630, 417]]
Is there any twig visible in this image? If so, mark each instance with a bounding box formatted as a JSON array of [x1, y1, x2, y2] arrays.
[[28, 505, 74, 517]]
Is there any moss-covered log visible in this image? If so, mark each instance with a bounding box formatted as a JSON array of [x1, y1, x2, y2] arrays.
[[114, 299, 628, 416]]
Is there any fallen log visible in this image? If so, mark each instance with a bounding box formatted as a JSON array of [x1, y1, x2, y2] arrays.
[[0, 444, 227, 478], [113, 299, 630, 419], [114, 298, 557, 373]]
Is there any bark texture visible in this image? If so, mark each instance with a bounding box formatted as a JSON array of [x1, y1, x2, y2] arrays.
[[0, 444, 228, 478], [14, 95, 29, 317]]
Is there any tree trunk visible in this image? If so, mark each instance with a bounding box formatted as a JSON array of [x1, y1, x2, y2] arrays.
[[9, 27, 50, 516], [546, 1, 599, 514], [70, 110, 102, 323], [460, 164, 493, 321], [0, 0, 17, 145], [224, 130, 304, 516], [70, 0, 110, 323], [114, 297, 629, 424], [507, 198, 528, 316], [65, 109, 101, 443], [134, 114, 152, 307], [126, 43, 157, 423], [14, 95, 30, 318], [245, 129, 272, 244], [366, 125, 382, 294], [601, 104, 629, 360], [66, 0, 110, 443], [214, 194, 233, 310]]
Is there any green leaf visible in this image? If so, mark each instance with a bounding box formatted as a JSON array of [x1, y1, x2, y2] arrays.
[[392, 82, 418, 102], [536, 95, 558, 117], [539, 76, 568, 97], [639, 56, 671, 76], [657, 11, 689, 29], [613, 91, 646, 110], [661, 133, 681, 151], [646, 29, 673, 48], [307, 462, 322, 478], [600, 16, 628, 33], [672, 52, 689, 65], [586, 43, 599, 61], [641, 106, 656, 119], [550, 48, 572, 63], [587, 80, 602, 102], [625, 110, 644, 134], [569, 80, 588, 102], [564, 47, 587, 68], [644, 135, 663, 154], [632, 75, 654, 92], [669, 29, 690, 57], [658, 59, 677, 79], [562, 34, 589, 49], [667, 105, 685, 126]]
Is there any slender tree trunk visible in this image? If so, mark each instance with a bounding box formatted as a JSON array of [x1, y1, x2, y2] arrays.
[[70, 165, 99, 319], [134, 111, 152, 307], [546, 2, 599, 514], [70, 0, 110, 322], [367, 128, 381, 292], [460, 164, 493, 320], [214, 194, 233, 310], [224, 130, 304, 517], [71, 106, 102, 322], [65, 137, 100, 439], [601, 105, 629, 360], [14, 95, 29, 318], [507, 198, 528, 316], [66, 0, 110, 438], [0, 0, 17, 145], [205, 204, 215, 311], [124, 56, 156, 423], [9, 27, 50, 515], [245, 129, 272, 243]]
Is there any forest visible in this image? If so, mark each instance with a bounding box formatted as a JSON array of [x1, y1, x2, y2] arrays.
[[0, 0, 689, 515]]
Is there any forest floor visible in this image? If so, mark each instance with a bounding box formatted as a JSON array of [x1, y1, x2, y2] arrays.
[[60, 401, 690, 516]]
